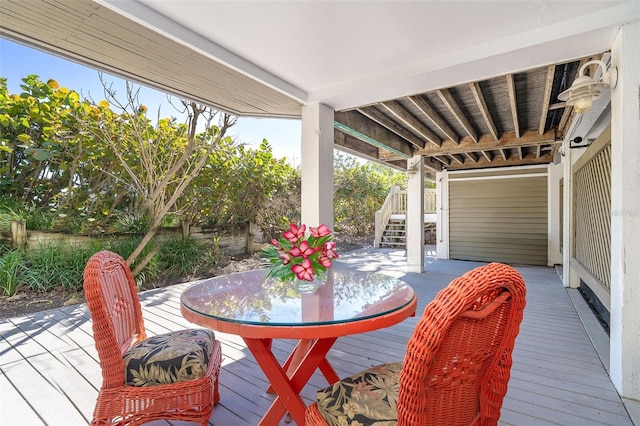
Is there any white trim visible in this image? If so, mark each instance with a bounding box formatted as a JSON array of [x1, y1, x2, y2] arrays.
[[448, 164, 547, 176], [449, 172, 547, 182]]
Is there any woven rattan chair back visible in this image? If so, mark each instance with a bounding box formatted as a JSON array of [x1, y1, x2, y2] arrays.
[[84, 251, 147, 389], [396, 262, 526, 426], [83, 250, 221, 426]]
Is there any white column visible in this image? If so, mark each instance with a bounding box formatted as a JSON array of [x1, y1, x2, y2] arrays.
[[610, 19, 640, 400], [547, 163, 563, 266], [436, 170, 449, 259], [562, 140, 579, 288], [406, 155, 424, 273], [301, 103, 334, 229]]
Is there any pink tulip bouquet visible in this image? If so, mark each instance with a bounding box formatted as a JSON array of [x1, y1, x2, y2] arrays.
[[260, 223, 339, 282]]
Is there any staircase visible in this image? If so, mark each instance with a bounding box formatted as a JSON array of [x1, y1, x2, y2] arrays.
[[379, 218, 407, 248], [374, 186, 437, 248]]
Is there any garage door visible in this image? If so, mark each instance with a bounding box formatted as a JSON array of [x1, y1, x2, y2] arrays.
[[449, 169, 548, 265]]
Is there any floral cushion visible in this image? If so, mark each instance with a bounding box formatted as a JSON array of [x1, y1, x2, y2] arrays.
[[316, 362, 402, 426], [123, 328, 216, 387]]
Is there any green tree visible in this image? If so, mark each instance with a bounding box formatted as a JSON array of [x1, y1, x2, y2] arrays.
[[81, 79, 237, 274], [0, 75, 84, 204], [333, 153, 406, 236]]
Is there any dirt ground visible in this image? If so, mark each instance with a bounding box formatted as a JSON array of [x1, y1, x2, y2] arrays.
[[0, 234, 371, 320]]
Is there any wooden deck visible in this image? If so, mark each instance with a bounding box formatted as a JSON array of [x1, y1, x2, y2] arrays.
[[0, 248, 632, 426]]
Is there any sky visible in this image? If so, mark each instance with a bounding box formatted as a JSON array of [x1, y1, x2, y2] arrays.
[[0, 38, 303, 166]]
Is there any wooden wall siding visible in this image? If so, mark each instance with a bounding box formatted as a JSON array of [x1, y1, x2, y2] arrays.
[[573, 144, 612, 290], [449, 175, 548, 265]]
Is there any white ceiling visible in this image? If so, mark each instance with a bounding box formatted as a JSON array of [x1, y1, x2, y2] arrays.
[[102, 0, 639, 111]]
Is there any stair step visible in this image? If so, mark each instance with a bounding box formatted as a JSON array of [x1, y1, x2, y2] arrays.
[[380, 243, 406, 248]]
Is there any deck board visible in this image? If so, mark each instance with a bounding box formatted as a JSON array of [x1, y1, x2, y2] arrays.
[[0, 249, 632, 425]]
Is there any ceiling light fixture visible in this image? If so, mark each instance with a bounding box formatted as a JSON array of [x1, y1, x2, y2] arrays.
[[558, 59, 617, 114]]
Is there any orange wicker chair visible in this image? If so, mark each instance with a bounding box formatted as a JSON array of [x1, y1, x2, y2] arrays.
[[83, 250, 222, 426], [305, 262, 526, 426]]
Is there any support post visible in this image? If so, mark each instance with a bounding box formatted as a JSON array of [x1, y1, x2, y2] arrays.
[[610, 19, 640, 401], [301, 103, 334, 229], [406, 155, 424, 273]]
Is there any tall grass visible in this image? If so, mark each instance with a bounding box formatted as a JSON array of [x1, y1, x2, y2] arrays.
[[158, 236, 217, 278], [0, 236, 221, 296], [0, 249, 37, 296]]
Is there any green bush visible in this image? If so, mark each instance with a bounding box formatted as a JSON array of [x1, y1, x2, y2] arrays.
[[158, 236, 219, 278]]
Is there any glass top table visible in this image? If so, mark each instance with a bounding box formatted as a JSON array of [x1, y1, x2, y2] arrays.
[[181, 267, 415, 329], [180, 267, 416, 425]]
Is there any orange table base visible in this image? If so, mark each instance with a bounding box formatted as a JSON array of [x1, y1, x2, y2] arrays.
[[244, 337, 338, 425]]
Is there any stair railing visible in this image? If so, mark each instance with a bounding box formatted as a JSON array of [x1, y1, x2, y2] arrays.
[[395, 189, 436, 214], [374, 186, 399, 248], [374, 187, 438, 248]]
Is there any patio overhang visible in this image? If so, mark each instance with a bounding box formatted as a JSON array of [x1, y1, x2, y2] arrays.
[[1, 0, 638, 177]]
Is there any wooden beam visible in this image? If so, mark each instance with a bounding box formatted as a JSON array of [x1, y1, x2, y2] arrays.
[[415, 129, 556, 156], [334, 131, 417, 172], [480, 150, 492, 162], [498, 148, 507, 161], [538, 65, 555, 135], [443, 152, 554, 171], [437, 89, 478, 143], [356, 106, 425, 149], [407, 95, 459, 144], [334, 130, 379, 158], [469, 82, 499, 141], [506, 74, 520, 138], [334, 110, 413, 158], [379, 101, 442, 147], [517, 146, 523, 160]]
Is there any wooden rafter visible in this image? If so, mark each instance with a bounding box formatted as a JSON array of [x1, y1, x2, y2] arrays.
[[464, 152, 478, 163], [449, 154, 464, 165], [498, 148, 507, 161], [506, 74, 520, 138], [436, 89, 479, 143], [407, 95, 459, 144], [538, 65, 555, 135], [469, 82, 499, 141], [433, 155, 450, 166], [380, 101, 442, 147], [339, 56, 594, 174], [356, 106, 425, 149]]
